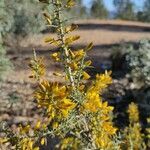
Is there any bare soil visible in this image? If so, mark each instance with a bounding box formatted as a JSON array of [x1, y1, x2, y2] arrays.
[[1, 19, 150, 128]]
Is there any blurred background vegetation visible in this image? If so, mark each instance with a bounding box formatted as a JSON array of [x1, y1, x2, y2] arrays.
[[0, 0, 149, 137], [0, 0, 149, 78]]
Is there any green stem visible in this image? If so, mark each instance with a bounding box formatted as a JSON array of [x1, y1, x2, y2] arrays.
[[53, 0, 75, 89]]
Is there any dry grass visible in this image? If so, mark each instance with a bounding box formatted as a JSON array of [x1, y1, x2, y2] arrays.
[[7, 19, 150, 83], [21, 19, 150, 48]]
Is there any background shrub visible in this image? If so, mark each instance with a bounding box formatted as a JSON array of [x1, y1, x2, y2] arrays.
[[0, 43, 11, 81], [126, 39, 150, 87]]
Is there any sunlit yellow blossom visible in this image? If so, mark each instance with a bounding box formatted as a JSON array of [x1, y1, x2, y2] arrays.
[[128, 102, 139, 123], [74, 49, 85, 60], [35, 80, 75, 119], [51, 52, 60, 61], [85, 60, 92, 66], [124, 102, 145, 149], [95, 134, 113, 149], [69, 62, 78, 70], [82, 71, 90, 80], [58, 98, 76, 117], [40, 137, 46, 145], [101, 101, 114, 114], [84, 90, 102, 112], [19, 124, 30, 135], [52, 122, 59, 129], [20, 138, 34, 150], [95, 71, 112, 92], [102, 122, 117, 135], [35, 120, 41, 130]]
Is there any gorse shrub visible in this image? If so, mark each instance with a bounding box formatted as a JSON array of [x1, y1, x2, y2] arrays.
[[126, 39, 150, 87], [0, 0, 148, 149], [123, 102, 146, 149]]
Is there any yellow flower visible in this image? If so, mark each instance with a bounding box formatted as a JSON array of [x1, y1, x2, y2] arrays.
[[82, 71, 90, 80], [41, 137, 46, 145], [35, 120, 41, 130], [51, 52, 60, 61], [52, 122, 59, 129], [35, 80, 76, 119], [95, 71, 112, 93], [58, 98, 76, 117], [128, 102, 139, 123], [102, 122, 117, 135], [74, 49, 85, 61], [69, 62, 78, 70], [84, 90, 102, 112], [20, 138, 34, 150], [85, 60, 92, 66], [101, 101, 114, 114], [19, 124, 30, 135]]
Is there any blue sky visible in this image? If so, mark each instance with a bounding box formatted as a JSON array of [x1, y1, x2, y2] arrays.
[[83, 0, 145, 11]]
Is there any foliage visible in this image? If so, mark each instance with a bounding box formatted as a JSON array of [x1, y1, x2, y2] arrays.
[[113, 0, 136, 20], [143, 0, 150, 22], [0, 1, 13, 81], [111, 42, 129, 72], [126, 39, 150, 87], [123, 102, 146, 149], [0, 43, 11, 81], [137, 0, 150, 22], [90, 0, 108, 19], [0, 0, 45, 78], [11, 0, 45, 37], [0, 0, 14, 37], [0, 0, 148, 149], [0, 0, 45, 41]]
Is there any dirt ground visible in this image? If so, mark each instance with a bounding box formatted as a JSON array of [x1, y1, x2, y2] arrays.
[[1, 19, 150, 127]]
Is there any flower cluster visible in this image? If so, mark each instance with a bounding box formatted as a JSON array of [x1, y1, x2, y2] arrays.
[[124, 102, 146, 149]]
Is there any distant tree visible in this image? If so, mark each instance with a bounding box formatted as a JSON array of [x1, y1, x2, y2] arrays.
[[143, 0, 150, 22], [90, 0, 108, 19], [136, 11, 145, 22], [136, 0, 150, 22], [113, 0, 136, 20]]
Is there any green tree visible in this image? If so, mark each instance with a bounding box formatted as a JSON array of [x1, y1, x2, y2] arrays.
[[143, 0, 150, 22], [90, 0, 108, 19], [137, 0, 150, 22], [113, 0, 136, 20]]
